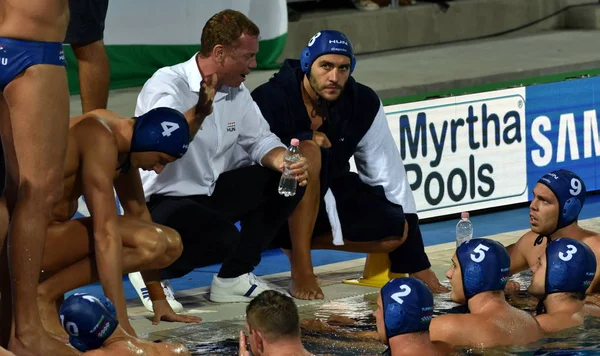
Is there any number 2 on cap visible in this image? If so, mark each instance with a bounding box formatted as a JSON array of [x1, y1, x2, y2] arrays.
[[391, 284, 412, 304], [470, 244, 490, 263], [161, 121, 180, 137]]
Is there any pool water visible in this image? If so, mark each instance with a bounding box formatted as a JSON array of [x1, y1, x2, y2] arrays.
[[158, 271, 600, 355]]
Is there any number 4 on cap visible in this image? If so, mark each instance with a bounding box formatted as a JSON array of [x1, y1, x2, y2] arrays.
[[161, 121, 180, 137]]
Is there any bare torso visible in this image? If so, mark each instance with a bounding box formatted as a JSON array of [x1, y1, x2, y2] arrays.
[[51, 112, 127, 222], [431, 303, 542, 347], [519, 229, 600, 292], [536, 311, 584, 334], [0, 0, 69, 41], [84, 338, 190, 356]]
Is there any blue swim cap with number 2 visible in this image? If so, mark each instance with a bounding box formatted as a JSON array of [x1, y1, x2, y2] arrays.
[[380, 277, 433, 339]]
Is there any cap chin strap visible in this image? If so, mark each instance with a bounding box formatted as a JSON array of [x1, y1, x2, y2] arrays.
[[535, 296, 547, 315]]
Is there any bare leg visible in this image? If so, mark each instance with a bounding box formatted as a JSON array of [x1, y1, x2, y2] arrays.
[[0, 197, 10, 348], [311, 231, 406, 253], [38, 216, 181, 338], [1, 64, 77, 356], [72, 40, 110, 113], [287, 140, 324, 300]]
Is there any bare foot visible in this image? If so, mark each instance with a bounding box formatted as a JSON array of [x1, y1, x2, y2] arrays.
[[38, 295, 69, 342], [289, 274, 324, 300], [9, 331, 78, 356], [410, 268, 450, 294]]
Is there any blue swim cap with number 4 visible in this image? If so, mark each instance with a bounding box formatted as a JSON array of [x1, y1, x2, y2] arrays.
[[545, 238, 596, 295], [132, 107, 190, 158], [457, 238, 510, 300], [380, 277, 433, 339]]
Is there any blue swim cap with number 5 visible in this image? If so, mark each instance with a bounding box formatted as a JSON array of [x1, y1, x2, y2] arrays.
[[457, 238, 510, 300], [545, 238, 596, 295], [380, 277, 433, 339], [132, 107, 190, 158]]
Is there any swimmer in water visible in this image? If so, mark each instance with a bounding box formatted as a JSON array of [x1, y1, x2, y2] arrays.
[[506, 170, 600, 295], [60, 293, 190, 355], [429, 238, 543, 348], [527, 237, 600, 333]]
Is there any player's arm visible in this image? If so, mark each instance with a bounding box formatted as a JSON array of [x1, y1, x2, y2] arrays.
[[506, 232, 535, 275], [75, 119, 131, 332], [114, 169, 152, 222]]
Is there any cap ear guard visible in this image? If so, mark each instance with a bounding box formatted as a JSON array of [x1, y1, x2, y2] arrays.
[[300, 30, 356, 75]]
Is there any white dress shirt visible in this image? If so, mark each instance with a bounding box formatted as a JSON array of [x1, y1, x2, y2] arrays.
[[135, 53, 286, 199]]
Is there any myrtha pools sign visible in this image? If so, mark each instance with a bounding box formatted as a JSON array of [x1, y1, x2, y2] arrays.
[[385, 88, 528, 219]]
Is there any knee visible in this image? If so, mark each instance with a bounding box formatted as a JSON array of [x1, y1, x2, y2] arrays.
[[299, 140, 322, 175], [159, 225, 184, 263], [381, 221, 409, 252], [20, 170, 64, 208], [135, 226, 169, 267]]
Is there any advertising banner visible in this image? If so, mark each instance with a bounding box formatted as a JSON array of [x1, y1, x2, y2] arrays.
[[385, 88, 529, 219], [525, 76, 600, 197]]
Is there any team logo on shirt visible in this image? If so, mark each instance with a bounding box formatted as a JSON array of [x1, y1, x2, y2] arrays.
[[227, 122, 236, 132]]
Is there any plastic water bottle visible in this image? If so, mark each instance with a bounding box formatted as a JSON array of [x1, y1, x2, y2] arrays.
[[278, 138, 302, 197], [456, 212, 473, 247]]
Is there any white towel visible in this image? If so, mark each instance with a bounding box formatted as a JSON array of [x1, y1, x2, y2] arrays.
[[323, 188, 344, 246]]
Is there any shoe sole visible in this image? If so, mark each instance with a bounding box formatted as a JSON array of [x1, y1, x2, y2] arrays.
[[209, 293, 253, 303]]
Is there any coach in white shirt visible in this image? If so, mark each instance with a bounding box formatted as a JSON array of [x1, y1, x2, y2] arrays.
[[131, 10, 309, 306]]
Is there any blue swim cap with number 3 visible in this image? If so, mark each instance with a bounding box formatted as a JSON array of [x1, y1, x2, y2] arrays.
[[545, 238, 596, 295], [380, 277, 433, 339], [457, 238, 510, 300]]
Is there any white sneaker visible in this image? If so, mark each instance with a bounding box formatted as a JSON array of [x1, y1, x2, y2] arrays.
[[209, 272, 278, 303], [128, 272, 184, 312]]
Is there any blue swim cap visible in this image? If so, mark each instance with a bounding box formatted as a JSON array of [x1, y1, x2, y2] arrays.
[[380, 277, 433, 339], [537, 169, 586, 232], [300, 30, 356, 75], [59, 293, 119, 352], [545, 238, 596, 295], [132, 107, 190, 158], [456, 238, 510, 300]]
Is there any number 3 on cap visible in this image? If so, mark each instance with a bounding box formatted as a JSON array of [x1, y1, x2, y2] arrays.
[[470, 244, 490, 263], [161, 121, 180, 137], [391, 284, 411, 304], [559, 244, 578, 262]]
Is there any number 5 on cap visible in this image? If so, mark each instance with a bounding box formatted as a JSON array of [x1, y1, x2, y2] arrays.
[[470, 244, 490, 263]]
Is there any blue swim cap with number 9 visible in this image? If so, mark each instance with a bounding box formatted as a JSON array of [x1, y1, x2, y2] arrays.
[[537, 169, 586, 232], [380, 277, 433, 339], [456, 238, 510, 300], [132, 107, 190, 158], [545, 238, 596, 295]]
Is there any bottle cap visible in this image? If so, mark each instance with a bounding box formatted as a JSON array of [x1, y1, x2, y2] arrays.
[[461, 212, 469, 219], [291, 138, 300, 146]]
